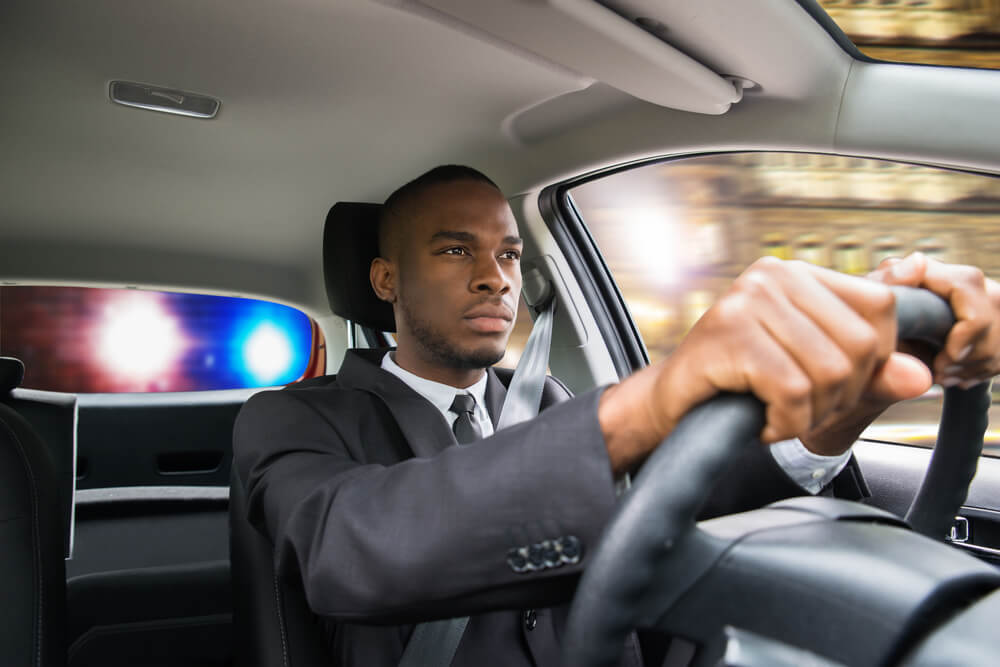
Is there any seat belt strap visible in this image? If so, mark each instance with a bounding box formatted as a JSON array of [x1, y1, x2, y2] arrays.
[[398, 617, 470, 667], [398, 278, 557, 667], [496, 287, 555, 431]]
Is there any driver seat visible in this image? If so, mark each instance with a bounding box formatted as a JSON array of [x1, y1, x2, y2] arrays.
[[229, 202, 390, 666]]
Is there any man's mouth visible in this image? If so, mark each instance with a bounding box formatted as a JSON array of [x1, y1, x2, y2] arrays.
[[463, 304, 513, 333]]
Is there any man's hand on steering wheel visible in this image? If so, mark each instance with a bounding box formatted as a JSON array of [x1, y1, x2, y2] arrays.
[[599, 256, 948, 474], [869, 252, 1000, 388], [798, 252, 1000, 458]]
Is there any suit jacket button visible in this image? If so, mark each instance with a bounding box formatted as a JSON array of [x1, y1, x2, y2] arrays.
[[558, 535, 581, 564], [541, 539, 560, 568], [527, 543, 546, 569], [507, 547, 528, 573], [523, 609, 537, 631]]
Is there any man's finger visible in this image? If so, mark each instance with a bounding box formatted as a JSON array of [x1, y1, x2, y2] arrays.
[[938, 356, 1000, 387], [754, 290, 853, 430], [800, 261, 899, 351]]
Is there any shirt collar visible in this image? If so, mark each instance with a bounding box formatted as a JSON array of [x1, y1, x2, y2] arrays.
[[381, 351, 489, 416]]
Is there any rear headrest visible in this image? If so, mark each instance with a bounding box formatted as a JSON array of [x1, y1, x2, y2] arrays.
[[323, 202, 396, 333], [0, 357, 25, 394]]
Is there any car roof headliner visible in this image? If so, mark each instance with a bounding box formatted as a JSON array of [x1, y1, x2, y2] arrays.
[[2, 0, 998, 315]]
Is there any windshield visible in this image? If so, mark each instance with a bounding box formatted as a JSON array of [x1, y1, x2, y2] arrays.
[[818, 0, 1000, 70]]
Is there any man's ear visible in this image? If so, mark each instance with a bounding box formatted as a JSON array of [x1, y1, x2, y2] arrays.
[[370, 257, 397, 303]]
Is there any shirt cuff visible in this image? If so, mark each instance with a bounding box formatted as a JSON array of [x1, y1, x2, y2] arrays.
[[769, 438, 853, 494]]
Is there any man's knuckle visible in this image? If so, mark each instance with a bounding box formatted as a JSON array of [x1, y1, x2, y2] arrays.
[[961, 265, 986, 288], [781, 377, 812, 405], [714, 291, 751, 321], [849, 327, 880, 357], [751, 255, 784, 272], [818, 354, 853, 386], [870, 284, 896, 316], [736, 270, 769, 294]]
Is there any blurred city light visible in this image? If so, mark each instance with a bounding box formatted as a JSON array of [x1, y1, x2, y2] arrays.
[[819, 0, 1000, 70], [623, 207, 681, 287]]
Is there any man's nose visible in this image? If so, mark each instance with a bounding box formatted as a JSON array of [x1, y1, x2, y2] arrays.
[[472, 255, 512, 294]]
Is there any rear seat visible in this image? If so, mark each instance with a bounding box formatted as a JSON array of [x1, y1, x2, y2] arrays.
[[0, 356, 74, 667], [3, 355, 244, 666]]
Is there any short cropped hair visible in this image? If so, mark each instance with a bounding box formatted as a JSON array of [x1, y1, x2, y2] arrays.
[[378, 165, 501, 260]]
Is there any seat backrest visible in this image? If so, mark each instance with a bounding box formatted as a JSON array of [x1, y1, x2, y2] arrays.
[[323, 201, 395, 331], [231, 202, 395, 664], [229, 466, 331, 667], [231, 202, 389, 665], [0, 357, 67, 667]]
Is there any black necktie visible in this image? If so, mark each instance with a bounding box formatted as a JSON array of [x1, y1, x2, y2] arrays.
[[450, 393, 482, 444]]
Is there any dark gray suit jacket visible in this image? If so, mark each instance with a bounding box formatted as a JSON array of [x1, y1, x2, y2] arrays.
[[233, 348, 864, 666]]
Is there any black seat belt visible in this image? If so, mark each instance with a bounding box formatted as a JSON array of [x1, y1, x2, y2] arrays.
[[398, 272, 556, 667]]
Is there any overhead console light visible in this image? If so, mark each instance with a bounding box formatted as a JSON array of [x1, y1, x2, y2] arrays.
[[109, 81, 220, 119], [416, 0, 742, 114]]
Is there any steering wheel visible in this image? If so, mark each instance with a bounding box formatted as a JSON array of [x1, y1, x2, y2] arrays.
[[564, 286, 993, 667]]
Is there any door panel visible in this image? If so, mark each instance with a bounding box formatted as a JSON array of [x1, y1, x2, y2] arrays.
[[75, 391, 256, 489], [855, 441, 1000, 566], [66, 393, 257, 666]]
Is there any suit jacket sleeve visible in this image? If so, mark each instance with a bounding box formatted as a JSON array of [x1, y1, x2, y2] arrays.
[[234, 375, 866, 624], [234, 379, 619, 623]]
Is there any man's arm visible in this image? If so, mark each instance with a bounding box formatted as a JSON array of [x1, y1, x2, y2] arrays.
[[234, 382, 618, 624], [238, 253, 1000, 625], [597, 253, 1000, 486], [595, 255, 1000, 476]]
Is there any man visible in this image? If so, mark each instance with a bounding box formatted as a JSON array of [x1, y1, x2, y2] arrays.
[[234, 165, 1000, 666]]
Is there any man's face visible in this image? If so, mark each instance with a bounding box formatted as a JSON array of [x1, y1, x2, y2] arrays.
[[393, 180, 523, 370]]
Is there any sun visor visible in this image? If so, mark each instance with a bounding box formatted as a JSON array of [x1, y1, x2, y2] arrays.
[[415, 0, 743, 114]]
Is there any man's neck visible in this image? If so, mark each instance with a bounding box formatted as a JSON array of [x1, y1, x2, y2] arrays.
[[390, 348, 487, 389]]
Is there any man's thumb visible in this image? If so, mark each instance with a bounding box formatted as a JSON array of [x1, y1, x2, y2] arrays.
[[867, 352, 933, 404]]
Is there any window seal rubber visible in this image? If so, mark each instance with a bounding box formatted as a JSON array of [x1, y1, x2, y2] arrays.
[[537, 183, 649, 378]]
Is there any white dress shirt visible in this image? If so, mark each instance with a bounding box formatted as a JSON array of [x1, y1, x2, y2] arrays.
[[381, 351, 849, 493], [771, 438, 851, 494], [382, 352, 494, 438]]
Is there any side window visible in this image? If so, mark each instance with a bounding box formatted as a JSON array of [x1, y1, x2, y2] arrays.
[[569, 153, 1000, 457], [0, 286, 325, 393], [497, 298, 533, 369]]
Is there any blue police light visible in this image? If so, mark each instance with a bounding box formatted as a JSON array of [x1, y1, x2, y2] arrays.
[[232, 304, 312, 387], [243, 322, 294, 385]]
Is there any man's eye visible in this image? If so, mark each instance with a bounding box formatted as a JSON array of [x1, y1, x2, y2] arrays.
[[443, 247, 468, 256], [500, 250, 521, 261]]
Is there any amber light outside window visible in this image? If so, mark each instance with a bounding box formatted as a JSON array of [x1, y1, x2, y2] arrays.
[[568, 152, 1000, 456]]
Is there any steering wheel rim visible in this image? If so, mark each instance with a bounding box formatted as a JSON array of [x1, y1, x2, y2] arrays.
[[563, 286, 991, 667]]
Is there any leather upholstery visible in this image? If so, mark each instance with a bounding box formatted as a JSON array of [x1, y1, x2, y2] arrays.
[[1, 356, 25, 393], [0, 357, 67, 667], [323, 202, 396, 332], [229, 467, 330, 667], [231, 203, 396, 665]]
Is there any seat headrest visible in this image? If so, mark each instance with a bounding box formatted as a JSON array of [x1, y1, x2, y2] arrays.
[[0, 357, 25, 394], [323, 202, 396, 333]]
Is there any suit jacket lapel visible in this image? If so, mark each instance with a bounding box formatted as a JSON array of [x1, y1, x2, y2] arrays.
[[336, 349, 459, 458], [484, 368, 508, 430]]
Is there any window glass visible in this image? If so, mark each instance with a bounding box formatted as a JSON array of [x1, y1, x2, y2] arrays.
[[497, 298, 533, 369], [569, 153, 1000, 456], [818, 0, 1000, 70], [0, 286, 323, 393]]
